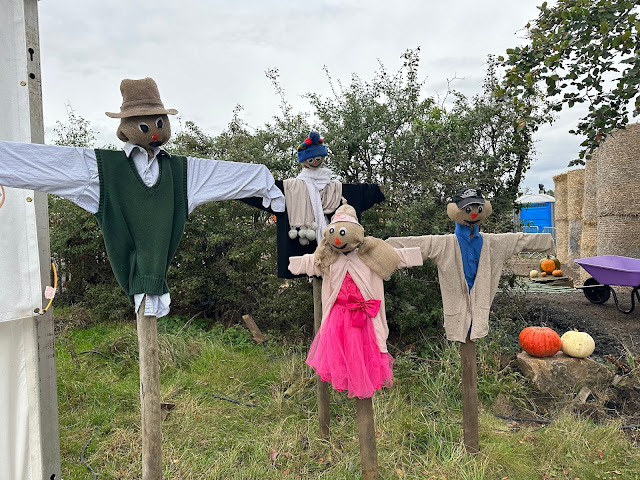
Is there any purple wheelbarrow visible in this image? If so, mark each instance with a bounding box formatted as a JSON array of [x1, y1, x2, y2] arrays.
[[574, 255, 640, 314]]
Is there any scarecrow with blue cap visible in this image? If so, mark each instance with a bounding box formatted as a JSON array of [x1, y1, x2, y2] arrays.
[[386, 186, 556, 452]]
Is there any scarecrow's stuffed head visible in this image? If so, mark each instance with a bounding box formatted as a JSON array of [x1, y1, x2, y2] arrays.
[[106, 77, 178, 157], [447, 187, 493, 226], [297, 131, 328, 169], [315, 204, 401, 279], [323, 204, 365, 253]]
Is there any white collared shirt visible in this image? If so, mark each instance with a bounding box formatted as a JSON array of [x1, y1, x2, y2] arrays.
[[0, 140, 285, 317]]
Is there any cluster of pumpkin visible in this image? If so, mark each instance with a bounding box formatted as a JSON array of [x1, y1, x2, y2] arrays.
[[518, 326, 595, 359], [530, 255, 563, 278]]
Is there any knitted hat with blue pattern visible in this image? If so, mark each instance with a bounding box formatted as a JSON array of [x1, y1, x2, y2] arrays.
[[297, 131, 328, 163]]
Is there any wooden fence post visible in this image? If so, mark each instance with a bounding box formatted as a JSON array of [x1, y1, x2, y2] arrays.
[[355, 397, 379, 480], [460, 332, 479, 453], [312, 277, 330, 438], [136, 298, 163, 479]]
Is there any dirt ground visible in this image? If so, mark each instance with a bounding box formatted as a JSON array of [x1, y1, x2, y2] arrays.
[[508, 255, 640, 358]]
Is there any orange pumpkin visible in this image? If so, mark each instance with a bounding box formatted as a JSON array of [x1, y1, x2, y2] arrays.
[[541, 272, 547, 277], [552, 269, 563, 277], [519, 326, 562, 357], [540, 256, 560, 274]]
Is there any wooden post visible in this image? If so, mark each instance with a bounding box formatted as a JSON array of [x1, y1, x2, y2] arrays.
[[136, 298, 163, 480], [355, 397, 379, 480], [460, 332, 479, 453], [312, 277, 330, 438]]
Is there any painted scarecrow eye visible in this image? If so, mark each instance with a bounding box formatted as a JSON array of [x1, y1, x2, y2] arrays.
[[477, 205, 483, 213], [465, 206, 472, 214], [339, 228, 347, 236], [329, 227, 335, 234], [156, 117, 164, 129], [138, 123, 150, 133]]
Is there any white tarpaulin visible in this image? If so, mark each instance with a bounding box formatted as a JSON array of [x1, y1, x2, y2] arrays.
[[0, 0, 57, 478]]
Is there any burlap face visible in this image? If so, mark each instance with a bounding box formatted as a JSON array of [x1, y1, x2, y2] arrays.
[[446, 200, 493, 226], [116, 114, 172, 147]]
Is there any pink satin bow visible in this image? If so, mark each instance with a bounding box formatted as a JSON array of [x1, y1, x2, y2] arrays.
[[346, 296, 381, 328]]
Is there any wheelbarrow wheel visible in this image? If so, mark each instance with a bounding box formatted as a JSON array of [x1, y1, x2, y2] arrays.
[[582, 277, 611, 304]]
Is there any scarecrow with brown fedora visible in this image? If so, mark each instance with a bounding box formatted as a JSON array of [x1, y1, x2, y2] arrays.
[[0, 77, 285, 479], [386, 186, 555, 453], [0, 77, 285, 316]]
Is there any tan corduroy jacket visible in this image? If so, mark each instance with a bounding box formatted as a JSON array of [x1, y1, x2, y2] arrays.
[[386, 233, 555, 343]]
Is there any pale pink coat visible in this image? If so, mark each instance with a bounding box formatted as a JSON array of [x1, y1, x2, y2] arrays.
[[289, 247, 423, 353]]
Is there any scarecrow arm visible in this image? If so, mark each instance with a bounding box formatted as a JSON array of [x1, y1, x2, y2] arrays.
[[386, 235, 447, 263], [0, 141, 97, 212], [488, 232, 556, 264], [187, 157, 285, 213], [288, 254, 322, 277], [394, 247, 423, 269], [514, 232, 555, 256]]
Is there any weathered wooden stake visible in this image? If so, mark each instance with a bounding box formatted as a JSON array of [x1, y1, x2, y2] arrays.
[[136, 298, 163, 480], [312, 277, 330, 438], [460, 332, 479, 453], [355, 397, 379, 480]]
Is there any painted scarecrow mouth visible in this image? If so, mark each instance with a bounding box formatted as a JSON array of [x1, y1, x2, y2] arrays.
[[332, 243, 349, 250], [465, 219, 480, 225], [149, 141, 163, 147]]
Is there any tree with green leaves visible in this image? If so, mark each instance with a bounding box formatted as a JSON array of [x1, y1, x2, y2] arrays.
[[500, 0, 639, 164]]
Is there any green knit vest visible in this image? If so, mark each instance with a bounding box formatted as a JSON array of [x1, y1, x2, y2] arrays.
[[94, 149, 188, 302]]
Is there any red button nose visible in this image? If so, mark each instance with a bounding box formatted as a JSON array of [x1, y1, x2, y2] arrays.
[[334, 238, 342, 246], [470, 213, 478, 220], [151, 133, 159, 141]]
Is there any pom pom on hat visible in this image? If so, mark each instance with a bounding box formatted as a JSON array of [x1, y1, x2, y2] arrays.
[[297, 131, 328, 163]]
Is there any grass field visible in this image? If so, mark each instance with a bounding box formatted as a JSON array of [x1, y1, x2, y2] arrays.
[[55, 317, 640, 479]]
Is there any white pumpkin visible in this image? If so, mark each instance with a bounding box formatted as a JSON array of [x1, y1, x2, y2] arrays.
[[561, 330, 595, 358], [529, 269, 539, 278]]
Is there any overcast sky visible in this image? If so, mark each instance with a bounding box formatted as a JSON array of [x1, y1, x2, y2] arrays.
[[36, 0, 586, 194]]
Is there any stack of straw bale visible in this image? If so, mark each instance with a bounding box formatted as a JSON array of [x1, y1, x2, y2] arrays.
[[596, 123, 640, 259], [580, 150, 598, 283], [567, 168, 584, 264], [553, 172, 568, 263]]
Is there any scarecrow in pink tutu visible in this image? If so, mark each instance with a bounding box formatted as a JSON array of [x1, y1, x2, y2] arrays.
[[289, 203, 422, 398], [289, 202, 421, 477]]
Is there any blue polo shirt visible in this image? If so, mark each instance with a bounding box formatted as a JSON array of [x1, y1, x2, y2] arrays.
[[455, 223, 483, 291]]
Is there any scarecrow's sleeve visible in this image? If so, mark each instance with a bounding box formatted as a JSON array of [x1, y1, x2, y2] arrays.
[[0, 140, 99, 212], [288, 254, 322, 277], [394, 247, 423, 269], [187, 157, 285, 214], [385, 235, 447, 263], [515, 232, 555, 256]]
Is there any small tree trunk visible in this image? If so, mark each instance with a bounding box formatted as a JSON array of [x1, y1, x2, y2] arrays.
[[460, 332, 479, 453], [313, 277, 330, 438], [355, 397, 379, 480], [137, 298, 163, 479]]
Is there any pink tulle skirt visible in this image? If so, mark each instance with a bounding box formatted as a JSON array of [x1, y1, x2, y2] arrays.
[[306, 273, 393, 399]]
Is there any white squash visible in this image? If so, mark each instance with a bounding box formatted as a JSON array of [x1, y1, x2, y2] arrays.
[[529, 269, 539, 278], [561, 330, 595, 358]]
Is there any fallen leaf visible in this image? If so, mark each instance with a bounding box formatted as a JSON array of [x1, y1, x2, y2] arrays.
[[283, 469, 290, 475], [396, 468, 404, 476], [318, 457, 324, 463], [172, 459, 179, 464], [597, 449, 604, 459], [270, 450, 279, 462]]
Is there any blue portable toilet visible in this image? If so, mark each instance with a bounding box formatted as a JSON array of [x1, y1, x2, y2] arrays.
[[515, 194, 556, 237]]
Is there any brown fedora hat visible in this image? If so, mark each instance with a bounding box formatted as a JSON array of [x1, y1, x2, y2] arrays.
[[105, 77, 178, 118]]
